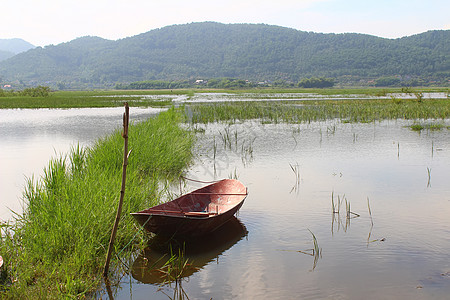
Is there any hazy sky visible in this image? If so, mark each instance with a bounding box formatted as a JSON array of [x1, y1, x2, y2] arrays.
[[2, 0, 449, 47]]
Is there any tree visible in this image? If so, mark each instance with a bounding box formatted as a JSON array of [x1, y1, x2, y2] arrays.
[[298, 77, 335, 88], [375, 76, 401, 87]]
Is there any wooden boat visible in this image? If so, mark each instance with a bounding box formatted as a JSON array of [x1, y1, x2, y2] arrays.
[[131, 179, 247, 238]]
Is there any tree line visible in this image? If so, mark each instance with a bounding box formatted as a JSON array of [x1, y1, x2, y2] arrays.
[[0, 86, 51, 97], [115, 77, 336, 90]]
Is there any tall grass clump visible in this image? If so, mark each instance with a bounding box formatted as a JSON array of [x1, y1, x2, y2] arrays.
[[409, 122, 445, 132], [0, 107, 195, 298]]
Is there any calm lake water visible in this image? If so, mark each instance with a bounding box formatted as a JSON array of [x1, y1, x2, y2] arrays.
[[1, 104, 450, 299], [119, 119, 450, 299], [0, 107, 163, 221]]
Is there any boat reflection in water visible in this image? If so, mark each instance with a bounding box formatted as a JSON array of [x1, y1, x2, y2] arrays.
[[131, 216, 247, 284]]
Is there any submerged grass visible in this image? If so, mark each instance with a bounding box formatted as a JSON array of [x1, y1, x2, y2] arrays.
[[0, 107, 196, 298], [187, 98, 450, 124]]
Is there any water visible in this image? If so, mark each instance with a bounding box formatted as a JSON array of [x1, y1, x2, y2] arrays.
[[0, 107, 163, 221], [100, 92, 449, 104], [1, 106, 450, 299], [115, 119, 450, 299]]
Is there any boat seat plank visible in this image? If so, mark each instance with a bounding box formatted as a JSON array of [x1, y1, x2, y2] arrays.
[[145, 209, 217, 217], [184, 211, 217, 216], [188, 192, 247, 196]]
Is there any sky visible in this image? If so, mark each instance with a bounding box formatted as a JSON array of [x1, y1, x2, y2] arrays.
[[1, 0, 449, 47]]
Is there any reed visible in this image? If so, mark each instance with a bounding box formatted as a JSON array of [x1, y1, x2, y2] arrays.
[[367, 197, 374, 246], [0, 107, 195, 298], [229, 168, 239, 180], [281, 229, 322, 270], [414, 92, 424, 103], [289, 163, 301, 192], [160, 247, 190, 284], [308, 229, 322, 271], [219, 127, 233, 150], [367, 197, 373, 226], [213, 126, 255, 167], [366, 198, 386, 244], [240, 137, 255, 166], [308, 229, 320, 256], [213, 136, 217, 161], [187, 98, 450, 125], [331, 191, 342, 214], [331, 192, 360, 233], [327, 124, 336, 134]]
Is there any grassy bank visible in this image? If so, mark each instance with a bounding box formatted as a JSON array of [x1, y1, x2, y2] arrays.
[[0, 107, 195, 298]]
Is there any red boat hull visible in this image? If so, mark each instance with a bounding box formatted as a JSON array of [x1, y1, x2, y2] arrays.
[[131, 179, 247, 238]]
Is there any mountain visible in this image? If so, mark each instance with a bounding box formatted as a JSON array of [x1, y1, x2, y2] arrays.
[[0, 38, 35, 61], [0, 22, 448, 87], [0, 50, 15, 61]]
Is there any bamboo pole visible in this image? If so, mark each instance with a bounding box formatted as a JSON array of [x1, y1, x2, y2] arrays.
[[103, 102, 130, 277]]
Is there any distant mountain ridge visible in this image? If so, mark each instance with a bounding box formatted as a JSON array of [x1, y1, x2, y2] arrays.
[[0, 22, 448, 88], [0, 38, 35, 61], [0, 50, 14, 62]]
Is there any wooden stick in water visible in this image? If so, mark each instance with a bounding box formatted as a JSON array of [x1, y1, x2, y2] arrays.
[[103, 102, 130, 277]]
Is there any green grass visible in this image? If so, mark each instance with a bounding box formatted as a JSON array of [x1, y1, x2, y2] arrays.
[[0, 107, 195, 298], [0, 90, 186, 109], [1, 87, 448, 109], [187, 98, 450, 124]]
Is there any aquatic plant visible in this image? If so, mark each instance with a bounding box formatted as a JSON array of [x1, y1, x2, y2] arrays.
[[415, 92, 424, 103], [409, 122, 445, 132], [367, 197, 373, 227], [308, 229, 322, 271], [160, 247, 190, 284], [220, 127, 230, 149], [331, 192, 360, 234], [410, 124, 425, 131], [280, 229, 322, 271], [390, 95, 402, 104], [289, 163, 301, 192]]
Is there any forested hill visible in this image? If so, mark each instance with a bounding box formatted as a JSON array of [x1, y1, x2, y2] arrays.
[[0, 22, 448, 88]]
